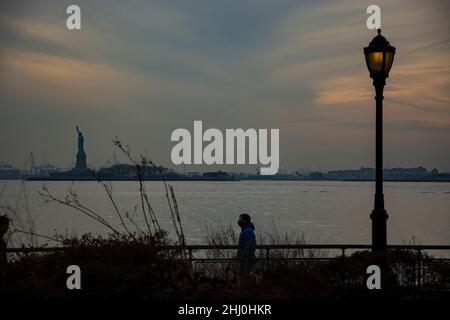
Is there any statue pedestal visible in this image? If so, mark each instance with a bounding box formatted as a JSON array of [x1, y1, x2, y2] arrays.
[[76, 151, 87, 169]]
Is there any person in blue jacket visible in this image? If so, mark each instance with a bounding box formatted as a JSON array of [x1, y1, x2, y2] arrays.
[[237, 213, 256, 260]]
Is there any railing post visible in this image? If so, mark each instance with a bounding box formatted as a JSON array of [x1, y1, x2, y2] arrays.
[[341, 248, 345, 258], [266, 248, 270, 270], [417, 249, 421, 287], [188, 249, 193, 264], [422, 253, 426, 286], [0, 239, 6, 283], [0, 217, 8, 284]]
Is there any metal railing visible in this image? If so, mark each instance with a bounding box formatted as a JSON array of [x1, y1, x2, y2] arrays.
[[7, 243, 450, 260]]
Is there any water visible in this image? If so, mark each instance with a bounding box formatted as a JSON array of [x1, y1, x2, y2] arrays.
[[1, 180, 449, 245]]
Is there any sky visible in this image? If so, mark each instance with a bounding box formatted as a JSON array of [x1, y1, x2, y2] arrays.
[[0, 0, 449, 172]]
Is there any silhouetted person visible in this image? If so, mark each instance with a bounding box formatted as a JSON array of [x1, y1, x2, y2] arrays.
[[237, 214, 256, 279], [237, 213, 256, 260], [0, 215, 9, 285]]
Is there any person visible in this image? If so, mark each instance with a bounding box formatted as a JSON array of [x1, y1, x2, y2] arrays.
[[237, 213, 256, 260]]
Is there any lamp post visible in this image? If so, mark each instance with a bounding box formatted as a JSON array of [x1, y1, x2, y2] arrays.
[[364, 29, 396, 251]]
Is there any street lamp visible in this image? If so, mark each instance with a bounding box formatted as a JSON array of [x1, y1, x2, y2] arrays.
[[364, 29, 396, 251]]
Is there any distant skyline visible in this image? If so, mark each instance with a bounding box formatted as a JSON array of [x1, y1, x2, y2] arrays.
[[1, 0, 449, 171], [1, 157, 448, 174]]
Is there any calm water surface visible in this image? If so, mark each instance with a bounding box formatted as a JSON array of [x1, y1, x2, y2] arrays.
[[1, 180, 449, 245]]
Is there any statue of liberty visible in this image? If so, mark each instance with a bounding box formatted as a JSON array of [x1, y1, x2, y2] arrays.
[[75, 126, 87, 169], [76, 126, 85, 154]]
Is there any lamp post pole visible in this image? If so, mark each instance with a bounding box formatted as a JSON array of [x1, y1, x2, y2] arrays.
[[371, 75, 388, 251]]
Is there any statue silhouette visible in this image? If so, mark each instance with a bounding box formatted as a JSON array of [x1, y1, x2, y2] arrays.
[[76, 126, 85, 155], [75, 126, 87, 169]]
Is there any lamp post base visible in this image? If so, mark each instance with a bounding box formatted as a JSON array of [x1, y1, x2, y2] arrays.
[[370, 208, 389, 251]]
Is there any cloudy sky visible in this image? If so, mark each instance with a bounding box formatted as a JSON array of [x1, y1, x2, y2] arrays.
[[0, 0, 449, 172]]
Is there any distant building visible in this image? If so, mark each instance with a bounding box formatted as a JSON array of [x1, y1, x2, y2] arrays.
[[0, 164, 21, 179], [97, 163, 176, 180], [186, 172, 202, 179], [203, 171, 230, 180], [384, 167, 428, 180], [308, 171, 323, 180]]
